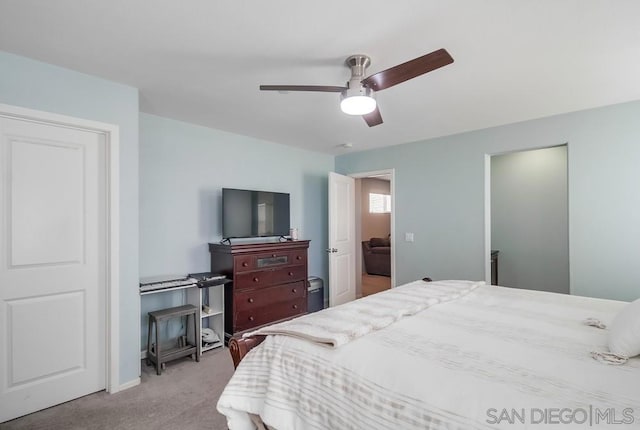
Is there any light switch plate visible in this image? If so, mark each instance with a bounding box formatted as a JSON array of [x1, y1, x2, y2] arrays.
[[405, 233, 414, 242]]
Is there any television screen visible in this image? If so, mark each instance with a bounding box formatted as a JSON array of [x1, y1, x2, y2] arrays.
[[222, 188, 290, 238]]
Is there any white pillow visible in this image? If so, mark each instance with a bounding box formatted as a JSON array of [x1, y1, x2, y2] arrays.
[[608, 298, 640, 358]]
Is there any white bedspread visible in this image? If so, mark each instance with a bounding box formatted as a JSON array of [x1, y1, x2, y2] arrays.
[[217, 284, 639, 430], [244, 279, 481, 347]]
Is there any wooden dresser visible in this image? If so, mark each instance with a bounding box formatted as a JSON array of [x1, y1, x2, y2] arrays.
[[209, 240, 310, 341]]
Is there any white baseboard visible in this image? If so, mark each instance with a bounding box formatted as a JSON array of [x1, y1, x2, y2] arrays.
[[115, 377, 140, 392]]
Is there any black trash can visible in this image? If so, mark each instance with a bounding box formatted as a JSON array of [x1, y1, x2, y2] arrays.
[[307, 276, 324, 313]]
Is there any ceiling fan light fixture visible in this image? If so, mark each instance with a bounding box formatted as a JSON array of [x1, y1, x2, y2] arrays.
[[260, 49, 453, 127], [340, 95, 376, 115], [340, 86, 376, 115]]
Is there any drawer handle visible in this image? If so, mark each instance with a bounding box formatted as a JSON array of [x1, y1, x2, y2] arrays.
[[288, 271, 293, 276], [292, 304, 298, 310], [296, 255, 302, 260], [253, 277, 259, 282], [248, 298, 254, 303], [242, 262, 249, 267], [292, 288, 297, 293], [272, 254, 277, 257], [249, 316, 255, 322]]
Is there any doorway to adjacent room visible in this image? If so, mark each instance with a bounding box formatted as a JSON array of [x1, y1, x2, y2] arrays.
[[353, 170, 394, 297], [327, 169, 395, 306], [488, 145, 569, 294]]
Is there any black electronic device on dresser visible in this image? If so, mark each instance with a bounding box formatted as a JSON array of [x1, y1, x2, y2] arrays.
[[209, 240, 310, 343], [222, 188, 290, 239]]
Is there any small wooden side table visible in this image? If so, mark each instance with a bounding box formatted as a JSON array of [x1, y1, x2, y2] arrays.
[[147, 304, 199, 375]]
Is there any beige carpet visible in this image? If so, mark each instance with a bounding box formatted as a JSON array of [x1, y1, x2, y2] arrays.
[[361, 273, 391, 296], [0, 348, 235, 430]]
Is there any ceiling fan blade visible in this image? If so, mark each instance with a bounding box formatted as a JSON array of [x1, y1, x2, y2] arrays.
[[361, 48, 453, 92], [363, 106, 383, 127], [259, 85, 347, 93]]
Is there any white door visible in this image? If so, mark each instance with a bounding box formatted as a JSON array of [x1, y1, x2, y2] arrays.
[[328, 172, 356, 306], [0, 116, 106, 422]]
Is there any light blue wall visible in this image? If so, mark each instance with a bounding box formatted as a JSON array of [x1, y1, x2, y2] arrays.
[[140, 113, 332, 277], [0, 51, 140, 385], [336, 101, 640, 302], [139, 113, 333, 347]]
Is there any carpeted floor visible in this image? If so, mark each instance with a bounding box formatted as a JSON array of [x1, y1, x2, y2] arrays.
[[0, 348, 235, 430]]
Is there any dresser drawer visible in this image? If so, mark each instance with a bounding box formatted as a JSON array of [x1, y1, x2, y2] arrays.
[[234, 255, 254, 273], [255, 251, 291, 269], [235, 297, 306, 332], [235, 281, 305, 312], [290, 249, 307, 266], [233, 250, 300, 273], [235, 265, 305, 289], [235, 270, 272, 289], [272, 265, 306, 284]]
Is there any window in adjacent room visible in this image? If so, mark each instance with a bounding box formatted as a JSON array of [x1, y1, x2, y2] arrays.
[[369, 193, 391, 213]]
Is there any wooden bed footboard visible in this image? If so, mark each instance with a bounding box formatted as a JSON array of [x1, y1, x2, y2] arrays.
[[229, 334, 266, 368]]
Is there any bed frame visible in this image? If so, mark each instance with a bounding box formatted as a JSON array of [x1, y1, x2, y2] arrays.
[[229, 277, 433, 368], [229, 334, 266, 368]]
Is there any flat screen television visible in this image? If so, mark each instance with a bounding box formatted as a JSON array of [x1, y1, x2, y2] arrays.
[[222, 188, 290, 239]]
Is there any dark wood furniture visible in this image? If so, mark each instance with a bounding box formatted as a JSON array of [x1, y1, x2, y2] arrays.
[[209, 240, 310, 343], [229, 334, 267, 369], [491, 250, 499, 285], [362, 239, 391, 277]]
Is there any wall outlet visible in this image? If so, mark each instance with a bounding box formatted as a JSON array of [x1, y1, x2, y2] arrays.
[[405, 233, 414, 242]]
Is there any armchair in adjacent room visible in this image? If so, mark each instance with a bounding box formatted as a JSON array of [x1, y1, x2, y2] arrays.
[[362, 237, 391, 277]]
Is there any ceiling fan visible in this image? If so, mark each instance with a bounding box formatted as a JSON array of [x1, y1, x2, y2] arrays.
[[259, 48, 453, 127]]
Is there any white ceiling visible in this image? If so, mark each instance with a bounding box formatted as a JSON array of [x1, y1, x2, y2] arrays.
[[1, 1, 640, 155]]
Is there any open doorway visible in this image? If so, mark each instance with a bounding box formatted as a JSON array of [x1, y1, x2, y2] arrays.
[[352, 170, 394, 297], [489, 145, 569, 294]]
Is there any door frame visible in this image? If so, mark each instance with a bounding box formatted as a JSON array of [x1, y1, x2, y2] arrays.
[[349, 169, 396, 288], [484, 154, 491, 284], [0, 103, 121, 393]]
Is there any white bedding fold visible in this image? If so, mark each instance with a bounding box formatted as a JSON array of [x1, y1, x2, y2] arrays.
[[244, 279, 483, 348]]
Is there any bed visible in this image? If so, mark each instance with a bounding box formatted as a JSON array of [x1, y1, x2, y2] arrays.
[[217, 280, 639, 429]]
